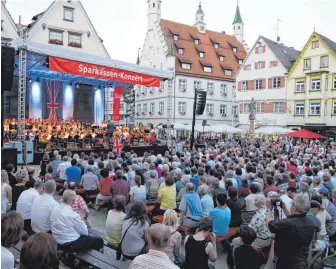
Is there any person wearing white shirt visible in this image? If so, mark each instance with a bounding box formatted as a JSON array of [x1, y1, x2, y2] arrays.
[[51, 190, 103, 251], [31, 180, 58, 233], [16, 181, 44, 234], [57, 156, 71, 182]]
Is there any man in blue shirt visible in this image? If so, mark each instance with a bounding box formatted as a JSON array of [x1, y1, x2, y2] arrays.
[[209, 193, 231, 236], [190, 167, 199, 191], [65, 159, 81, 186]]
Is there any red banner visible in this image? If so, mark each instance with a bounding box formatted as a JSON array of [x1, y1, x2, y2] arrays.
[[113, 86, 123, 123], [49, 57, 161, 87]]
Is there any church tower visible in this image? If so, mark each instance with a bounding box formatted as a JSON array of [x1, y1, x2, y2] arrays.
[[147, 0, 162, 30], [195, 2, 206, 34], [232, 1, 244, 43]]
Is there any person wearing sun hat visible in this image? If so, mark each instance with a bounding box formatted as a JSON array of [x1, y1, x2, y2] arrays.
[[318, 187, 336, 241]]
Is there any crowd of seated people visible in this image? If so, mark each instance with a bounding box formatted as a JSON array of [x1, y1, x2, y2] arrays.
[[1, 136, 336, 269]]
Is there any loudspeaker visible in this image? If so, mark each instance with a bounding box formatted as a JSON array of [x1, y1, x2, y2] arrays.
[[1, 148, 18, 171], [195, 90, 207, 115], [202, 120, 207, 127], [1, 46, 15, 91]]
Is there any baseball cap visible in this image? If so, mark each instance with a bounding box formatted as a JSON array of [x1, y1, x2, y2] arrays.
[[318, 188, 329, 195]]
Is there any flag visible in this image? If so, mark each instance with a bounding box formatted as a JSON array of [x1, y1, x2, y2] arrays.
[[113, 136, 123, 156], [46, 80, 61, 121]]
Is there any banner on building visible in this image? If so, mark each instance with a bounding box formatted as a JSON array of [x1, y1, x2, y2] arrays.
[[113, 86, 123, 123], [49, 57, 161, 87]]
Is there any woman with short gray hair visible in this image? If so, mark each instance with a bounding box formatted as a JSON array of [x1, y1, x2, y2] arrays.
[[199, 185, 214, 216]]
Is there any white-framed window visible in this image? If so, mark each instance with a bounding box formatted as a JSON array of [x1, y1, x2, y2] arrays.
[[245, 64, 251, 71], [49, 30, 63, 43], [63, 7, 74, 21], [143, 103, 147, 114], [194, 80, 202, 90], [207, 83, 214, 95], [219, 56, 224, 62], [296, 81, 305, 92], [257, 61, 263, 70], [256, 102, 264, 113], [232, 47, 237, 52], [273, 102, 284, 113], [194, 39, 200, 45], [137, 104, 141, 113], [238, 59, 243, 65], [333, 101, 336, 114], [178, 48, 184, 54], [214, 43, 219, 49], [149, 86, 155, 93], [120, 103, 124, 111], [142, 86, 148, 95], [181, 63, 191, 70], [178, 102, 187, 114], [109, 103, 113, 110], [199, 52, 204, 58], [255, 79, 262, 90], [220, 104, 227, 116], [310, 102, 320, 115], [321, 56, 329, 67], [206, 104, 214, 115], [150, 102, 155, 114], [242, 81, 248, 91], [304, 58, 311, 69], [68, 33, 81, 45], [269, 61, 277, 68], [232, 106, 238, 116], [204, 66, 212, 73], [257, 46, 264, 54], [333, 77, 336, 89], [272, 77, 281, 89], [160, 81, 164, 92], [295, 104, 304, 115], [173, 34, 179, 41], [159, 101, 164, 114], [232, 85, 236, 97], [220, 84, 228, 96], [243, 103, 250, 113], [311, 78, 321, 90], [179, 79, 187, 92], [224, 69, 232, 76], [312, 40, 319, 49]]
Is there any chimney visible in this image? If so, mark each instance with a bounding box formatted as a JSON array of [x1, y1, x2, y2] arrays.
[[221, 31, 226, 34], [19, 15, 21, 25]]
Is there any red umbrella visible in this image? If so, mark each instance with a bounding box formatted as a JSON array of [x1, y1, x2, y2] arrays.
[[281, 129, 326, 139]]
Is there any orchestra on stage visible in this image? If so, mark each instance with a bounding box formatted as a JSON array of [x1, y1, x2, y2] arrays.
[[3, 118, 158, 152]]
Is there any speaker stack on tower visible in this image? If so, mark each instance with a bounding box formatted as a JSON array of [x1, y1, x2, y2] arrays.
[[195, 90, 207, 115], [1, 46, 15, 92]]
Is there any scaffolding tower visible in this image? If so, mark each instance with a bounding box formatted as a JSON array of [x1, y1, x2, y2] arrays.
[[166, 69, 174, 148]]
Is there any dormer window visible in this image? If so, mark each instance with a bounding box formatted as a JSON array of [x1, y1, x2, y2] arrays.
[[224, 69, 232, 76], [178, 48, 184, 55], [199, 52, 204, 58], [194, 39, 200, 45], [204, 66, 212, 73], [214, 43, 219, 49], [63, 7, 74, 22], [232, 47, 237, 52], [238, 59, 243, 65], [219, 56, 224, 62], [181, 63, 191, 70], [173, 34, 179, 41]]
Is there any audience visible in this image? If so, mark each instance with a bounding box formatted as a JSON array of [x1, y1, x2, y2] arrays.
[[80, 165, 99, 195], [209, 193, 231, 237], [65, 159, 81, 186], [11, 169, 29, 211], [67, 182, 90, 221], [110, 170, 129, 201], [94, 168, 113, 209], [1, 170, 12, 214], [129, 175, 146, 204], [226, 187, 242, 227], [199, 184, 214, 216], [157, 175, 177, 213]]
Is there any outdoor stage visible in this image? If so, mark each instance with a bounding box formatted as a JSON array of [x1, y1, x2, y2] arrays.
[[32, 144, 168, 165]]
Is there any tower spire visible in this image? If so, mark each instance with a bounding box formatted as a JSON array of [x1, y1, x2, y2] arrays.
[[136, 48, 140, 65], [233, 0, 243, 24]]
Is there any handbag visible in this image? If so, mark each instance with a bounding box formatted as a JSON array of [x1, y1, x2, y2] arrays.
[[116, 219, 137, 260]]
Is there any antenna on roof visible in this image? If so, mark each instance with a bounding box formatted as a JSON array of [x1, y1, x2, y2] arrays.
[[276, 18, 282, 43]]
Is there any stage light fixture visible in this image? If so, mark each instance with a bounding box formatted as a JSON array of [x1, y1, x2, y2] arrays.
[[28, 78, 32, 83]]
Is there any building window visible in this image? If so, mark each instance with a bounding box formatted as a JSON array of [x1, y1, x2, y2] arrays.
[[219, 56, 224, 62], [311, 78, 321, 90], [295, 104, 304, 115], [204, 66, 212, 73], [220, 84, 228, 96], [273, 102, 284, 113], [160, 81, 165, 92], [255, 79, 262, 90], [243, 103, 250, 113], [224, 69, 232, 76], [245, 64, 251, 71], [49, 30, 63, 45], [142, 86, 148, 95], [194, 39, 200, 45], [272, 77, 281, 89], [270, 61, 277, 68], [232, 47, 237, 52], [333, 77, 336, 89], [143, 103, 147, 114], [179, 79, 187, 92], [181, 63, 191, 70], [159, 102, 164, 114], [310, 102, 320, 115], [68, 33, 81, 47], [304, 58, 311, 69], [232, 106, 238, 116], [178, 102, 187, 114], [242, 81, 248, 91], [194, 81, 202, 90], [257, 46, 264, 54], [214, 43, 219, 49], [220, 104, 227, 116], [207, 83, 214, 95], [232, 85, 236, 97], [238, 59, 243, 65], [150, 102, 155, 114], [256, 61, 263, 70], [199, 52, 204, 58], [137, 104, 141, 113], [63, 7, 74, 21], [173, 34, 179, 41], [206, 104, 214, 115], [1, 20, 4, 32], [312, 40, 319, 49], [296, 80, 305, 92], [321, 56, 329, 67], [333, 101, 336, 114], [120, 103, 124, 111], [178, 48, 184, 54], [256, 102, 264, 113]]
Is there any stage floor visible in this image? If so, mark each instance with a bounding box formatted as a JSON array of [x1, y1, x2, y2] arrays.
[[32, 144, 169, 165]]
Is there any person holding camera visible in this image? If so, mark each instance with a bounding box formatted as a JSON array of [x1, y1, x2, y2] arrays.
[[266, 194, 316, 269]]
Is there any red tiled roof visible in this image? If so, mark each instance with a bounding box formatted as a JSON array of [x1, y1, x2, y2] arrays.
[[160, 19, 246, 81]]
